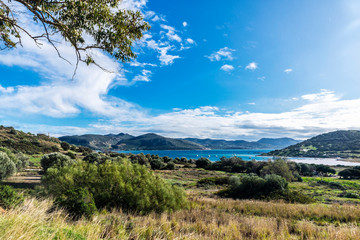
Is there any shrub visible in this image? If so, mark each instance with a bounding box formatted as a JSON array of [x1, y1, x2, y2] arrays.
[[60, 142, 70, 151], [15, 153, 29, 170], [40, 153, 76, 172], [195, 158, 212, 169], [54, 187, 97, 220], [65, 151, 76, 159], [43, 160, 187, 214], [343, 192, 359, 199], [150, 158, 166, 170], [220, 174, 289, 199], [0, 185, 24, 209], [0, 152, 16, 180], [259, 159, 295, 181], [197, 177, 229, 187], [164, 161, 175, 170]]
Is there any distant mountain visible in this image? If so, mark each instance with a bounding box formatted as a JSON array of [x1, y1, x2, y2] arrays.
[[265, 130, 360, 158], [60, 132, 299, 150], [184, 137, 300, 150], [59, 133, 133, 150], [112, 133, 205, 150]]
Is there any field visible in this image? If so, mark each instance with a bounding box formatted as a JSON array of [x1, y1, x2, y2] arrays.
[[1, 166, 360, 239]]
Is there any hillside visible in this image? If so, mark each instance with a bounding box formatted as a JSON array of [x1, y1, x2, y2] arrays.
[[59, 133, 133, 150], [112, 133, 205, 150], [266, 130, 360, 158], [184, 137, 300, 150], [60, 132, 299, 150], [0, 126, 61, 154]]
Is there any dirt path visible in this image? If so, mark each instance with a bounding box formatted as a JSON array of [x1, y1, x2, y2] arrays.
[[2, 171, 42, 189]]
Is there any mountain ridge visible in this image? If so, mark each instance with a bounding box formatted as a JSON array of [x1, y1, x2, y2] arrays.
[[59, 133, 300, 151]]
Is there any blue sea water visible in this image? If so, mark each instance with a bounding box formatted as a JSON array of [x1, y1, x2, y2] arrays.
[[116, 149, 360, 166], [116, 149, 273, 161]]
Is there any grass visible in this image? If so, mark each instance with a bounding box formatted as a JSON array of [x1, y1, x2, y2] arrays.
[[2, 164, 360, 239], [0, 197, 360, 239]]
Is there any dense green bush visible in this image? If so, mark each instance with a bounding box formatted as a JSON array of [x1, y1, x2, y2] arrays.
[[195, 158, 212, 169], [41, 153, 76, 172], [0, 152, 16, 180], [43, 160, 187, 215], [150, 158, 166, 170], [60, 142, 70, 151], [0, 185, 24, 209], [260, 159, 295, 181], [54, 187, 97, 220], [220, 174, 288, 199]]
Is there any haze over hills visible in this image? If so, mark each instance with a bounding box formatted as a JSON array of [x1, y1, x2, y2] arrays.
[[265, 130, 360, 159], [59, 133, 300, 151]]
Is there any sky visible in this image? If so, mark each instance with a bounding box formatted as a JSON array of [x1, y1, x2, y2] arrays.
[[1, 0, 360, 140]]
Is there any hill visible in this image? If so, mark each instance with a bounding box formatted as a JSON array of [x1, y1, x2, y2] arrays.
[[60, 132, 299, 151], [184, 137, 300, 150], [59, 133, 133, 150], [265, 130, 360, 158], [112, 133, 205, 150], [0, 125, 61, 154]]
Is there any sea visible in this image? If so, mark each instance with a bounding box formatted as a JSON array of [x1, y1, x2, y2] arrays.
[[116, 149, 360, 166]]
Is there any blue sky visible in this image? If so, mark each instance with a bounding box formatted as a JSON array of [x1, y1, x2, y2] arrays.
[[1, 0, 360, 140]]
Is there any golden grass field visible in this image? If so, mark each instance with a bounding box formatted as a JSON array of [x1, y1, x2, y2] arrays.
[[1, 167, 360, 240]]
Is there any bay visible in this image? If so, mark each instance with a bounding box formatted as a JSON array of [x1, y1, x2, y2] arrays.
[[116, 149, 360, 166]]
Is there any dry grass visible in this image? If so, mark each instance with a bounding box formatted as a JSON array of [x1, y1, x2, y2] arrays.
[[1, 196, 360, 240]]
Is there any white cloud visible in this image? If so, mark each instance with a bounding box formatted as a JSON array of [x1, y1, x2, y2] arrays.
[[186, 38, 195, 44], [258, 76, 266, 81], [206, 47, 235, 61], [132, 69, 152, 83], [220, 64, 234, 72], [160, 24, 182, 42], [183, 21, 188, 27], [247, 102, 256, 105], [284, 68, 293, 74], [0, 85, 15, 94], [245, 62, 258, 70]]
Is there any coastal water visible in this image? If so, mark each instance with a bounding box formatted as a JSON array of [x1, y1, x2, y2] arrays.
[[116, 149, 360, 166]]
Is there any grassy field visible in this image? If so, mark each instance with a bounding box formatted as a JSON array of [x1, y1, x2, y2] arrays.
[[1, 165, 360, 239]]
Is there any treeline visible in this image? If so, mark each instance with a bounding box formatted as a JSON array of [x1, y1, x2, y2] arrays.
[[195, 156, 336, 181]]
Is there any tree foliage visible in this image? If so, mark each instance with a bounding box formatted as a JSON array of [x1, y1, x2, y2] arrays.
[[0, 0, 150, 69], [0, 151, 16, 180], [40, 152, 75, 172], [42, 160, 187, 215]]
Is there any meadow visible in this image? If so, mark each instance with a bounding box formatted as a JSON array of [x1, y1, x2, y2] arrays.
[[1, 165, 360, 240]]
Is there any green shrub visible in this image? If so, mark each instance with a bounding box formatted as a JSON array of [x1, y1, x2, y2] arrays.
[[220, 174, 288, 199], [0, 185, 24, 209], [164, 161, 175, 170], [0, 152, 16, 180], [343, 192, 359, 199], [60, 142, 70, 151], [65, 151, 76, 159], [195, 158, 212, 169], [197, 177, 229, 187], [15, 153, 29, 170], [40, 152, 76, 172], [150, 158, 166, 170], [43, 160, 187, 214], [54, 187, 97, 220]]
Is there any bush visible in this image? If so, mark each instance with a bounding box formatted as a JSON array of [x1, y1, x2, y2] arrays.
[[0, 152, 16, 180], [43, 160, 187, 214], [150, 158, 166, 170], [343, 192, 359, 199], [15, 153, 29, 170], [40, 153, 76, 172], [0, 185, 24, 209], [220, 174, 288, 199], [60, 142, 70, 151], [197, 177, 229, 187], [54, 187, 97, 220], [164, 161, 175, 170], [195, 158, 212, 169]]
